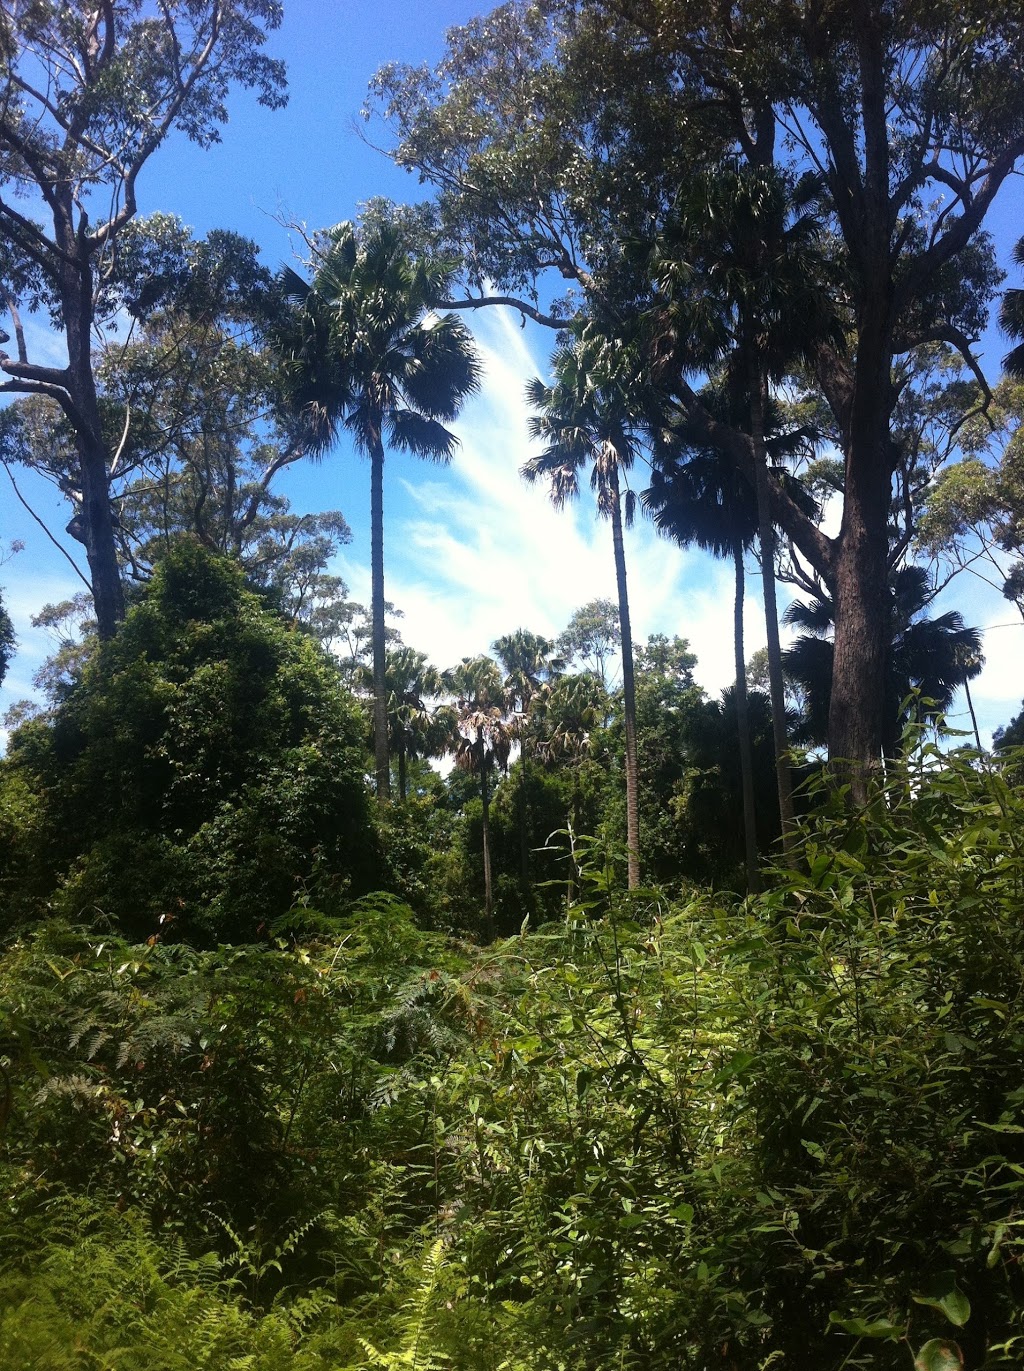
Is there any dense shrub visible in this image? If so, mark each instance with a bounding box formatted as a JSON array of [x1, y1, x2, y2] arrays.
[[0, 542, 379, 941]]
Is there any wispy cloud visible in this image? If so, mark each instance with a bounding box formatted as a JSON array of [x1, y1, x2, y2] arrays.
[[335, 308, 770, 693]]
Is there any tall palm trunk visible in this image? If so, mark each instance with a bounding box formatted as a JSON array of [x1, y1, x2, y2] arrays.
[[732, 536, 761, 894], [397, 729, 408, 801], [609, 469, 640, 889], [750, 364, 795, 855], [518, 748, 533, 911], [479, 738, 495, 940], [369, 431, 391, 801]]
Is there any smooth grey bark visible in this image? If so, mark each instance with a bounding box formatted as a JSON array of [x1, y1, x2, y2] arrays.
[[732, 537, 761, 894], [369, 432, 391, 802], [609, 469, 640, 890]]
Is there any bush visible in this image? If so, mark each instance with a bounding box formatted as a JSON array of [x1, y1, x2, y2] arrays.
[[0, 542, 379, 942]]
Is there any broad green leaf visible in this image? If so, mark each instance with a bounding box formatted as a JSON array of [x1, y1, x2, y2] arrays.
[[914, 1339, 964, 1371], [912, 1275, 970, 1327]]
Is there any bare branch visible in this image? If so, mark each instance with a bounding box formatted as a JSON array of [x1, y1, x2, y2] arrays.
[[437, 294, 570, 330], [1, 287, 28, 363], [1, 459, 93, 591]]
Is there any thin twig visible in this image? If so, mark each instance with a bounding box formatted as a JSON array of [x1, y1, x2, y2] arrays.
[[1, 460, 93, 591]]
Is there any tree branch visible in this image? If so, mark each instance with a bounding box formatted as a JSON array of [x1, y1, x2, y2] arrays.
[[1, 459, 93, 591], [437, 294, 569, 330], [91, 5, 224, 249], [0, 288, 28, 364], [0, 374, 82, 428]]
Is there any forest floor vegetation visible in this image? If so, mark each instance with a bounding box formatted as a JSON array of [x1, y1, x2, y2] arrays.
[[2, 746, 1024, 1369]]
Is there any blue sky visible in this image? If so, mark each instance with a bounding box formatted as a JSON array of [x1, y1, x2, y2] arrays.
[[1, 0, 1022, 746]]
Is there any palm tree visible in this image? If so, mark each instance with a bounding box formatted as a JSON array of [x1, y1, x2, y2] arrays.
[[651, 165, 839, 846], [523, 330, 651, 889], [492, 628, 564, 902], [782, 565, 984, 757], [644, 447, 761, 891], [645, 386, 819, 889], [367, 646, 445, 801], [1000, 236, 1024, 379], [442, 655, 516, 939], [534, 670, 606, 901], [276, 221, 480, 801]]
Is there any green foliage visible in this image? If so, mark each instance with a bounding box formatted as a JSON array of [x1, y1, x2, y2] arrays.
[[4, 745, 1024, 1367], [0, 541, 378, 941]]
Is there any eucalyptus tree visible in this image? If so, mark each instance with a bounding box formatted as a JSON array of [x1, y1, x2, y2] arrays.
[[371, 0, 1024, 784], [555, 600, 621, 693], [276, 221, 480, 801], [0, 2, 286, 639], [914, 384, 1024, 625], [0, 592, 13, 687], [442, 655, 516, 939], [524, 331, 652, 888]]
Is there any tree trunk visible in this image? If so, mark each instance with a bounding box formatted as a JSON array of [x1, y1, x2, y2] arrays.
[[480, 743, 495, 940], [76, 427, 125, 640], [398, 729, 407, 802], [963, 673, 983, 752], [58, 222, 124, 640], [518, 750, 533, 911], [609, 470, 640, 889], [827, 310, 893, 796], [369, 432, 391, 802], [750, 365, 795, 853], [732, 537, 760, 894]]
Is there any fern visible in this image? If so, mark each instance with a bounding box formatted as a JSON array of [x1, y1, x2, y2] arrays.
[[354, 1240, 450, 1371]]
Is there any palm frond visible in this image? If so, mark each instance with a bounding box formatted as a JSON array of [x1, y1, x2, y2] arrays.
[[386, 410, 459, 461]]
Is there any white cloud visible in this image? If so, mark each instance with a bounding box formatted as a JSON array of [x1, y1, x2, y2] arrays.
[[334, 306, 764, 696], [972, 613, 1024, 706]]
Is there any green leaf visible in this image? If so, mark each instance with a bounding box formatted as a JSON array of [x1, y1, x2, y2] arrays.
[[828, 1313, 904, 1340], [914, 1339, 964, 1371], [912, 1275, 970, 1327]]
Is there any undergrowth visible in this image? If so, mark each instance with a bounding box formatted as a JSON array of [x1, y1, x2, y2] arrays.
[[2, 745, 1023, 1368]]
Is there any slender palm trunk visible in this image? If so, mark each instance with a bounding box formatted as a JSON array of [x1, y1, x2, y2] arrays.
[[518, 748, 532, 908], [369, 431, 391, 801], [963, 674, 983, 752], [398, 730, 407, 801], [750, 365, 795, 855], [609, 470, 640, 889], [732, 537, 761, 894], [480, 741, 495, 940]]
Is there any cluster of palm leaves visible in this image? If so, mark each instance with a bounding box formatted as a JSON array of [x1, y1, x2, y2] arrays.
[[381, 631, 573, 936]]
